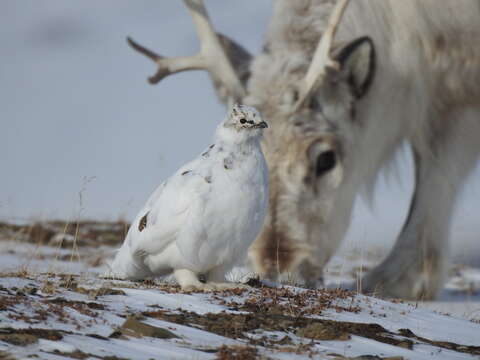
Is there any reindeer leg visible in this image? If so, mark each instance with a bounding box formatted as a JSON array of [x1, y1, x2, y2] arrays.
[[297, 261, 324, 289], [362, 110, 480, 300]]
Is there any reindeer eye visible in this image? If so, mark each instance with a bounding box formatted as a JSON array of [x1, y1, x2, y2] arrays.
[[239, 118, 247, 124], [316, 150, 336, 176]]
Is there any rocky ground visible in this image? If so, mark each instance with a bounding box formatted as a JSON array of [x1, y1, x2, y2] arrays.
[[0, 221, 479, 359]]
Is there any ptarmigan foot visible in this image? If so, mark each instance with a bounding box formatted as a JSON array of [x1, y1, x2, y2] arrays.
[[204, 265, 249, 290], [207, 282, 249, 291], [182, 283, 218, 292], [174, 269, 208, 291]]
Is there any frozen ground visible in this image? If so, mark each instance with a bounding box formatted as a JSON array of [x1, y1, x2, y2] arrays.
[[0, 221, 479, 359]]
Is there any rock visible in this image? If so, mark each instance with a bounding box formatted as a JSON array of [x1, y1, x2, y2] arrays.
[[75, 286, 126, 299], [116, 315, 179, 339], [0, 328, 63, 347], [0, 333, 38, 346], [296, 323, 350, 341]]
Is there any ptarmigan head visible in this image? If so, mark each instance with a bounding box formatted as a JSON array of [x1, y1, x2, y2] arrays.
[[216, 104, 268, 144], [224, 104, 268, 132]]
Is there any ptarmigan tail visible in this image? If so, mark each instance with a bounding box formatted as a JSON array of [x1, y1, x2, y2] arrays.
[[103, 242, 151, 280]]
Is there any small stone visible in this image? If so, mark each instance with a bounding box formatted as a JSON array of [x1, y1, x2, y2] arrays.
[[117, 315, 179, 339], [296, 323, 350, 341]]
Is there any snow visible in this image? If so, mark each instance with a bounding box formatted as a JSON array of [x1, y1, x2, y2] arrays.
[[119, 288, 228, 315], [0, 226, 479, 359], [321, 294, 480, 345], [1, 269, 479, 360], [38, 339, 77, 354]]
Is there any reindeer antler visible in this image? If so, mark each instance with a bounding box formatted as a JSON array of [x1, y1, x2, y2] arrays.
[[294, 0, 350, 111], [128, 0, 245, 101]]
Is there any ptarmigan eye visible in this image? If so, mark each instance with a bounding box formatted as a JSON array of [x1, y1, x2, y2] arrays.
[[239, 118, 247, 124]]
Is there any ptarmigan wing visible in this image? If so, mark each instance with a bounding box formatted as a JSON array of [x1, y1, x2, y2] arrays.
[[128, 155, 213, 262]]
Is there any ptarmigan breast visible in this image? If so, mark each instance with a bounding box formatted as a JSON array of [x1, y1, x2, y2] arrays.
[[106, 104, 269, 291]]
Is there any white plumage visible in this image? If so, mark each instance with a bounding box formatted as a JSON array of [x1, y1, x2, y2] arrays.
[[106, 104, 269, 291]]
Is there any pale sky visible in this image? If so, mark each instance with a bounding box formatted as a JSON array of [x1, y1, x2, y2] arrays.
[[1, 1, 478, 261]]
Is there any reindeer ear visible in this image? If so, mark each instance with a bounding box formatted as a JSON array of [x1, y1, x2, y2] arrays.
[[334, 36, 375, 99]]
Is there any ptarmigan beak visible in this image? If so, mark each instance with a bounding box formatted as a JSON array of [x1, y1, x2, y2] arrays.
[[255, 121, 268, 129]]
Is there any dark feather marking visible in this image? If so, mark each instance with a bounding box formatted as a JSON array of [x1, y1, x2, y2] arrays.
[[224, 156, 234, 170], [182, 170, 192, 176], [204, 176, 212, 183], [202, 144, 215, 157], [138, 212, 149, 232], [224, 159, 230, 170]]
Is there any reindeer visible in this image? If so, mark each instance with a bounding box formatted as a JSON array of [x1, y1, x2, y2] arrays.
[[127, 0, 480, 299]]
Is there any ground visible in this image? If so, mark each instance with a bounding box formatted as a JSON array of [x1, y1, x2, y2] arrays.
[[0, 221, 479, 360]]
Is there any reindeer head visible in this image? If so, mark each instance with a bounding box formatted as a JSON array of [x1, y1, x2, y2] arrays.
[[128, 0, 376, 286]]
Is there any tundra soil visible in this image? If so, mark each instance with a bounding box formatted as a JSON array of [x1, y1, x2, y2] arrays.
[[0, 221, 479, 360]]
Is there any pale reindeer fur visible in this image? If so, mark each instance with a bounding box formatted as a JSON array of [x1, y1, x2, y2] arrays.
[[132, 0, 480, 299], [246, 0, 480, 299]]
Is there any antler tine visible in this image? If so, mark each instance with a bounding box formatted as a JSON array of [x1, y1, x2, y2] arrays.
[[294, 0, 350, 111], [184, 0, 245, 100], [128, 0, 245, 100], [127, 37, 206, 84]]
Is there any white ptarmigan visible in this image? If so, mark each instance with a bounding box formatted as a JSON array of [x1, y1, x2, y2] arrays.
[[106, 104, 269, 291]]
